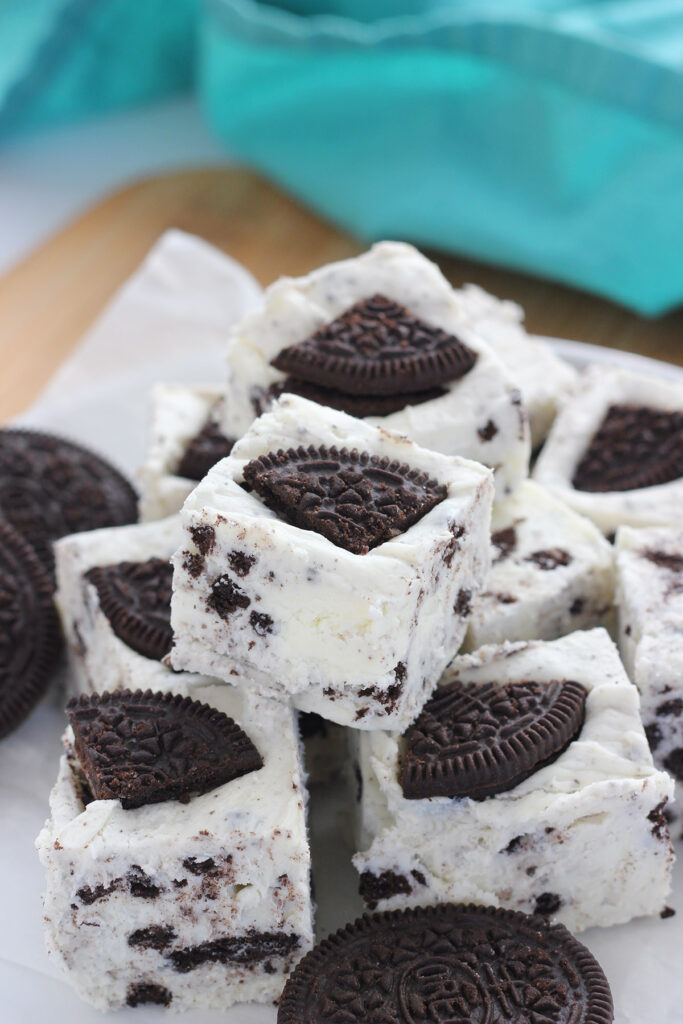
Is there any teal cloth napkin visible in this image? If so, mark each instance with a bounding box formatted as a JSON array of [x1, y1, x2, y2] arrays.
[[1, 0, 682, 315]]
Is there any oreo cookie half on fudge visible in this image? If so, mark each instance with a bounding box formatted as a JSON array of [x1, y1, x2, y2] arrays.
[[279, 903, 613, 1024], [224, 242, 530, 499], [36, 685, 313, 1012], [351, 629, 674, 932], [169, 394, 494, 730]]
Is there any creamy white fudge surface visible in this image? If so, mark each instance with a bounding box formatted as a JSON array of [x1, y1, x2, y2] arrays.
[[170, 394, 494, 730], [534, 365, 683, 534], [36, 684, 313, 1013], [465, 480, 614, 650], [352, 629, 674, 933], [453, 284, 577, 447], [616, 526, 683, 838], [139, 383, 227, 522], [223, 242, 529, 499]]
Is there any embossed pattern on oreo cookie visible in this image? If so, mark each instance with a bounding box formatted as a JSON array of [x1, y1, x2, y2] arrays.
[[264, 377, 447, 419], [66, 689, 263, 808], [84, 558, 173, 661], [242, 444, 447, 555], [572, 405, 683, 493], [271, 294, 478, 396], [176, 419, 235, 482], [0, 429, 138, 573], [400, 679, 586, 799], [0, 519, 62, 738], [278, 903, 614, 1024]]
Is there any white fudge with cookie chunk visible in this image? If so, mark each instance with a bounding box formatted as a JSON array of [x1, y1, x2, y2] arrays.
[[616, 525, 683, 838], [223, 242, 529, 499], [465, 480, 614, 650], [534, 366, 683, 535], [169, 394, 494, 730], [351, 629, 674, 932], [36, 684, 313, 1013]]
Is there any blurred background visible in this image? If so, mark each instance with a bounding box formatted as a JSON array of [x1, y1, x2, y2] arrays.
[[1, 0, 682, 415]]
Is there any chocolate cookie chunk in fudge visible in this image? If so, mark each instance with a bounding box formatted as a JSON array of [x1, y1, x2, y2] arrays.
[[66, 689, 263, 808], [400, 677, 586, 800], [84, 558, 173, 661], [242, 445, 447, 555], [0, 519, 62, 738], [278, 903, 613, 1024], [176, 418, 235, 482], [0, 428, 137, 573], [264, 377, 446, 419]]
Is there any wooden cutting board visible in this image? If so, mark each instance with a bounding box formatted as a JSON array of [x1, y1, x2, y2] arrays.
[[1, 166, 681, 420]]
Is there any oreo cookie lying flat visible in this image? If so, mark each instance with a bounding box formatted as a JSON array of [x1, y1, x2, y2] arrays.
[[265, 378, 446, 419], [0, 429, 138, 574], [271, 294, 477, 396], [0, 520, 62, 738], [176, 419, 235, 482], [84, 558, 173, 661], [243, 445, 447, 555], [572, 405, 683, 493], [66, 689, 263, 809], [278, 903, 613, 1024], [400, 679, 586, 800]]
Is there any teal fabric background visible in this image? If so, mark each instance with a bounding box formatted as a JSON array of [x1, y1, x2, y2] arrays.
[[1, 0, 682, 314]]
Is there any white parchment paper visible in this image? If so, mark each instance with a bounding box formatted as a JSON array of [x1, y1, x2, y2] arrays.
[[1, 231, 680, 1024]]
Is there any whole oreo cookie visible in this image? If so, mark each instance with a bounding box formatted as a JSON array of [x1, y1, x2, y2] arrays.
[[271, 294, 477, 396], [0, 429, 138, 574], [243, 444, 447, 555], [265, 378, 447, 419], [400, 679, 586, 800], [572, 404, 683, 493], [278, 903, 613, 1024], [0, 519, 62, 738], [84, 558, 173, 661], [176, 419, 235, 482], [66, 689, 263, 809]]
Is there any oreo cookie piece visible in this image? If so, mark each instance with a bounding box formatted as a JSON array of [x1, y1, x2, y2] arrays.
[[265, 378, 447, 419], [0, 429, 138, 574], [271, 294, 477, 396], [66, 689, 263, 809], [84, 558, 173, 661], [400, 678, 586, 800], [0, 519, 62, 738], [243, 444, 447, 555], [176, 419, 235, 482], [572, 405, 683, 493], [278, 903, 613, 1024]]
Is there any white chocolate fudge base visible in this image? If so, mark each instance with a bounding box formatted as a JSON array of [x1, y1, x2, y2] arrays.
[[139, 383, 226, 522], [170, 394, 494, 730], [36, 685, 313, 1013], [534, 365, 683, 533], [223, 241, 529, 499], [465, 480, 614, 650], [352, 630, 674, 933], [616, 526, 683, 837], [453, 284, 577, 447]]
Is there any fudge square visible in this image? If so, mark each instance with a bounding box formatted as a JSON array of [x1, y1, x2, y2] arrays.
[[169, 394, 494, 730], [223, 241, 530, 499], [351, 629, 674, 933], [36, 683, 313, 1013], [616, 525, 683, 838]]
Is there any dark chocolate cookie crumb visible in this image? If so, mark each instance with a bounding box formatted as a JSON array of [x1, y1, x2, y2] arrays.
[[228, 550, 256, 577], [535, 892, 563, 916], [663, 749, 683, 782], [169, 929, 300, 973], [661, 906, 676, 919], [644, 549, 683, 573], [478, 419, 498, 441], [243, 444, 446, 555], [644, 722, 663, 751], [570, 597, 585, 615], [647, 800, 671, 840], [75, 880, 120, 905], [177, 419, 234, 481], [183, 551, 205, 578], [190, 525, 216, 557], [454, 588, 472, 617], [266, 377, 446, 418], [358, 869, 413, 910], [491, 525, 517, 562], [527, 548, 572, 571], [183, 856, 217, 876], [207, 575, 251, 619], [271, 294, 478, 396], [656, 698, 683, 718], [84, 557, 173, 661], [127, 866, 162, 899], [66, 689, 263, 809], [249, 610, 274, 636], [128, 925, 177, 950], [126, 982, 172, 1007]]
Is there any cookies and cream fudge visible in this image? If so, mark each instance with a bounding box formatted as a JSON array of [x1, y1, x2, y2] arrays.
[[352, 629, 674, 932], [534, 365, 683, 534], [222, 242, 530, 499], [465, 479, 614, 650], [36, 685, 313, 1012], [453, 283, 578, 447], [169, 394, 494, 730], [616, 525, 683, 837], [139, 383, 235, 521]]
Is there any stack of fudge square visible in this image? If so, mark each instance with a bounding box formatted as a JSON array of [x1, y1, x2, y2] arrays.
[[37, 242, 683, 1013]]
